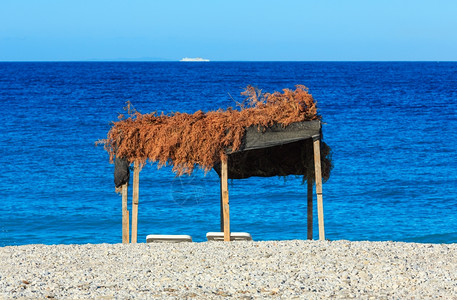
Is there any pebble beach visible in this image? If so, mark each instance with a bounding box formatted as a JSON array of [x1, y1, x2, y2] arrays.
[[1, 240, 456, 299]]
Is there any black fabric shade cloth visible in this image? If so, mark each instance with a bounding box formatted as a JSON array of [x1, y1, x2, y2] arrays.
[[114, 156, 130, 188]]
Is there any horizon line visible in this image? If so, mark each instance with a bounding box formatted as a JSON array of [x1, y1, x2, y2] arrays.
[[1, 60, 456, 63]]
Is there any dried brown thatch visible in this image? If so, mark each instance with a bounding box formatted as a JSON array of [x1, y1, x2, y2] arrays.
[[99, 85, 331, 179]]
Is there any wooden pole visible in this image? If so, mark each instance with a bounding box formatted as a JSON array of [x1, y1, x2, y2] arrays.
[[122, 183, 130, 243], [307, 174, 313, 240], [220, 177, 224, 232], [131, 160, 140, 243], [221, 157, 231, 241], [313, 136, 325, 241]]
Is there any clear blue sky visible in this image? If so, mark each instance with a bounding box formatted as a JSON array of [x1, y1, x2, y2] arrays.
[[1, 0, 456, 61]]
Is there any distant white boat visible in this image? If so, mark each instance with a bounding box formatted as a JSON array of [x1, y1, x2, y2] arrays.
[[180, 57, 210, 62]]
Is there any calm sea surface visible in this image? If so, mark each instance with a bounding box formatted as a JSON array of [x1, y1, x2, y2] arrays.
[[1, 62, 456, 246]]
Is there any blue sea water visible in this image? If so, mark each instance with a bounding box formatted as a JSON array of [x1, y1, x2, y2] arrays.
[[0, 62, 456, 246]]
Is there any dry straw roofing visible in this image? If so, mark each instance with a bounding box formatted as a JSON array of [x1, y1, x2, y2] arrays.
[[100, 85, 331, 179]]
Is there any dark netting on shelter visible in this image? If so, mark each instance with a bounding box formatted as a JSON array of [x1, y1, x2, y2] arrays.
[[212, 120, 332, 180], [114, 156, 130, 188], [213, 138, 332, 180]]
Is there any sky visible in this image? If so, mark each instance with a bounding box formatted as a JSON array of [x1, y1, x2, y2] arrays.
[[1, 0, 457, 61]]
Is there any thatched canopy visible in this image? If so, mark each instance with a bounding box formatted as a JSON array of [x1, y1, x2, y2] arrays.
[[99, 85, 332, 185]]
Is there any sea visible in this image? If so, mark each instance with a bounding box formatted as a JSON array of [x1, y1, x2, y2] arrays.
[[1, 62, 456, 246]]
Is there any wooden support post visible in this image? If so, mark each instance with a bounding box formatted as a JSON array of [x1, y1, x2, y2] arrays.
[[220, 178, 224, 232], [131, 160, 140, 244], [313, 136, 325, 241], [307, 174, 313, 240], [221, 158, 231, 241], [122, 183, 130, 243]]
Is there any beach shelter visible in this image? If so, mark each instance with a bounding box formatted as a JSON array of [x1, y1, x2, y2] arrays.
[[101, 85, 332, 242]]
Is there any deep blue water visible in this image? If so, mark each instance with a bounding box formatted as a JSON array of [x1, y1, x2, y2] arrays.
[[1, 62, 456, 246]]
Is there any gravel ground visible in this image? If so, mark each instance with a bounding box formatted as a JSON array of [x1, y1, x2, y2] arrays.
[[1, 240, 456, 299]]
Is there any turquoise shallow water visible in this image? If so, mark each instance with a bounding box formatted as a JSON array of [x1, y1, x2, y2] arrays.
[[1, 62, 456, 245]]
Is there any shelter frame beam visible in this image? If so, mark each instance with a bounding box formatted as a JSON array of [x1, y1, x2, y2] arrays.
[[122, 183, 129, 243], [221, 157, 231, 241], [307, 173, 313, 240], [131, 160, 140, 243], [313, 135, 325, 241]]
